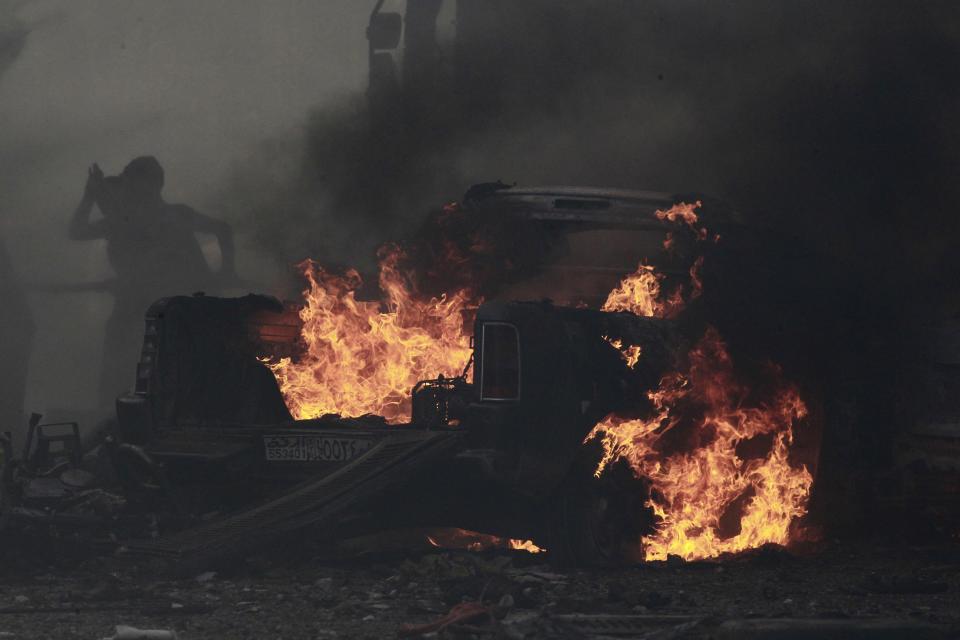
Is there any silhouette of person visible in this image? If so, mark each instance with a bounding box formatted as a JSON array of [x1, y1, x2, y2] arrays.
[[69, 156, 237, 409]]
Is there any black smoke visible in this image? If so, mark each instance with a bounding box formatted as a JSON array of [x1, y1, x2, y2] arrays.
[[229, 0, 960, 312]]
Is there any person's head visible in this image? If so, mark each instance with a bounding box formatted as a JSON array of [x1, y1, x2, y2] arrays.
[[121, 156, 164, 206]]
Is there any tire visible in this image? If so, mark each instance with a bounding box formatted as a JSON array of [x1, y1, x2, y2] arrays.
[[548, 459, 651, 567]]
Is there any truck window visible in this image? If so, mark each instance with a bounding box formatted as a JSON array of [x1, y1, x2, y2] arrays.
[[480, 323, 520, 400], [494, 228, 670, 307]]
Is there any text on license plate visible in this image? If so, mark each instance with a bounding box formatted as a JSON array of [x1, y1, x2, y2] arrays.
[[263, 435, 373, 462]]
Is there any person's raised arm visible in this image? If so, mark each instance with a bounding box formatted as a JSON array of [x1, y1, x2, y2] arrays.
[[68, 164, 106, 240]]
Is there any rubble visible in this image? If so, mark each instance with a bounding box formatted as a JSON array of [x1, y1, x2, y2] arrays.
[[712, 618, 948, 640], [0, 537, 952, 638], [104, 627, 178, 640], [860, 573, 949, 595], [397, 601, 496, 637]]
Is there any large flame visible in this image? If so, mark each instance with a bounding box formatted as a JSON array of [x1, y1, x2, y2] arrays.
[[590, 201, 813, 560], [589, 329, 812, 561], [269, 247, 475, 423]]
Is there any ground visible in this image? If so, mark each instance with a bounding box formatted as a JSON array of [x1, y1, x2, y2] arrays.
[[0, 538, 956, 639]]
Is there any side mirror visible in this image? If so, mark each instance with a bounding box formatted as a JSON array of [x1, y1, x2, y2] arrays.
[[367, 12, 402, 50]]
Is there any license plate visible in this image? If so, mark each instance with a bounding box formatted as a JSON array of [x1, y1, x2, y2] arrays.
[[263, 435, 373, 462]]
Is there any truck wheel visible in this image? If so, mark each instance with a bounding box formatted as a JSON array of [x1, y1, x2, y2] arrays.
[[548, 460, 650, 567]]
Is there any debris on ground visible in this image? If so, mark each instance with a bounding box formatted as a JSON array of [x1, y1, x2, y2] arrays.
[[0, 541, 954, 638], [103, 626, 178, 640], [397, 601, 495, 637]]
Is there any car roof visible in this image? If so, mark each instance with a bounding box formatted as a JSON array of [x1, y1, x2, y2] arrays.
[[498, 186, 676, 202], [466, 185, 740, 226]]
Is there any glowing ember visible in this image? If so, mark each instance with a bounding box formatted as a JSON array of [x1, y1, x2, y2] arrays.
[[426, 529, 545, 554], [269, 246, 475, 423], [605, 337, 643, 369], [508, 538, 546, 554], [689, 256, 705, 301]]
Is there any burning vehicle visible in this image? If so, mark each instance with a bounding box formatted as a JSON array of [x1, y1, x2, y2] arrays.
[[0, 184, 876, 569]]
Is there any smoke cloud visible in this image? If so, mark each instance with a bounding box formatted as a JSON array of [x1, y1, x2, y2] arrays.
[[229, 0, 960, 311], [0, 1, 369, 417]]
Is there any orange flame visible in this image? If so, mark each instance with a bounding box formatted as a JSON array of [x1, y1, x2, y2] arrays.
[[656, 201, 702, 228], [425, 528, 545, 554], [601, 261, 687, 319], [605, 337, 643, 369], [591, 202, 812, 560], [603, 203, 705, 319], [589, 329, 812, 561], [590, 210, 812, 561], [269, 246, 476, 423], [602, 264, 664, 317], [508, 538, 546, 553]]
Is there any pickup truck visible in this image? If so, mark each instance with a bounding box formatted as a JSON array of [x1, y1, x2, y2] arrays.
[[5, 185, 873, 567], [109, 186, 711, 568]]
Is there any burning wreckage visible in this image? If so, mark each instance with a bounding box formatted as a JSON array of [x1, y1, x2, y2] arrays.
[[1, 184, 894, 569]]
